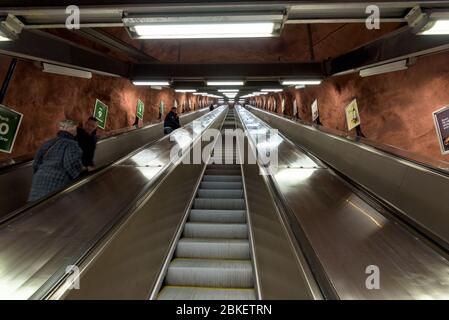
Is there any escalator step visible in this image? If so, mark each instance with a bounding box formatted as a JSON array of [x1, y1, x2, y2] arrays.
[[197, 189, 244, 199], [183, 222, 248, 239], [175, 238, 250, 259], [206, 164, 240, 170], [189, 209, 246, 223], [205, 169, 241, 176], [158, 286, 256, 300], [193, 198, 245, 210], [200, 181, 243, 190], [165, 259, 254, 288], [203, 175, 242, 182]]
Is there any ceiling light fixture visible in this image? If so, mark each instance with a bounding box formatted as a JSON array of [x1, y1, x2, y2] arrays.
[[207, 81, 244, 86], [175, 89, 197, 93], [281, 80, 322, 86], [42, 63, 92, 79], [123, 14, 284, 39], [359, 60, 408, 77], [133, 80, 170, 86], [261, 89, 283, 92]]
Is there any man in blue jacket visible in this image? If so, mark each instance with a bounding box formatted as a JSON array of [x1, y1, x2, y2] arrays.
[[164, 107, 181, 134], [28, 119, 84, 202]]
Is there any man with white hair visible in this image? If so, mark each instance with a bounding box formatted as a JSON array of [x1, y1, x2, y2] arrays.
[[28, 119, 84, 202]]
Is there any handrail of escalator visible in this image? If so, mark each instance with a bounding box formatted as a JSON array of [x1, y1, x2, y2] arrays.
[[0, 107, 208, 172], [247, 106, 449, 176]]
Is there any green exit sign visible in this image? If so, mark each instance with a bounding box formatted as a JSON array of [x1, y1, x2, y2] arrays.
[[93, 99, 108, 129], [137, 99, 144, 120], [0, 104, 23, 154]]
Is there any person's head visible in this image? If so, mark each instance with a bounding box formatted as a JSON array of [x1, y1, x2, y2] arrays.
[[59, 119, 78, 136], [84, 117, 98, 134], [171, 107, 177, 113]]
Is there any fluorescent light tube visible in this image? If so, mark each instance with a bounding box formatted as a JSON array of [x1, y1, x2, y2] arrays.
[[282, 80, 322, 85], [261, 89, 283, 92], [133, 22, 276, 39], [133, 81, 170, 86], [207, 81, 244, 86], [359, 60, 408, 77], [218, 89, 239, 92], [193, 92, 208, 95], [295, 85, 305, 89], [175, 89, 197, 93], [42, 63, 92, 79], [420, 19, 449, 35]]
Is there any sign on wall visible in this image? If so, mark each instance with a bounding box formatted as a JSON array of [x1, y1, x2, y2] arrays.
[[0, 104, 23, 154], [293, 100, 298, 117], [433, 105, 449, 155], [281, 98, 285, 114], [136, 99, 144, 120], [93, 99, 108, 130], [311, 99, 319, 122], [174, 99, 178, 110], [345, 99, 361, 131], [159, 100, 165, 118]]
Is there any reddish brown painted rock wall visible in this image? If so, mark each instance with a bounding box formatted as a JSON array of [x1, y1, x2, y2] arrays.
[[252, 51, 449, 162], [0, 56, 211, 162]]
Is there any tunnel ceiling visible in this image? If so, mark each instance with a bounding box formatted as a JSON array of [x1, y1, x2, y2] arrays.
[[0, 1, 449, 88]]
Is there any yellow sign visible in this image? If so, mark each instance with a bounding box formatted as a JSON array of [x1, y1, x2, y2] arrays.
[[345, 99, 361, 131]]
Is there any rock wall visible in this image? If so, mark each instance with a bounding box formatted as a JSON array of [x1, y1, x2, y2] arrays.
[[0, 56, 211, 161], [251, 51, 449, 162]]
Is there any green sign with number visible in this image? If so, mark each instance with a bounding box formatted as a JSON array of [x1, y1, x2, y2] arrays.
[[136, 99, 145, 120], [0, 104, 23, 154], [93, 99, 108, 129]]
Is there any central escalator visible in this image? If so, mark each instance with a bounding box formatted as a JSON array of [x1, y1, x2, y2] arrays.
[[158, 108, 256, 300]]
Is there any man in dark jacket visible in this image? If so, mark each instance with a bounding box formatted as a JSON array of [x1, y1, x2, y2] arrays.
[[28, 120, 84, 202], [76, 117, 98, 171], [209, 103, 214, 111], [164, 107, 180, 134]]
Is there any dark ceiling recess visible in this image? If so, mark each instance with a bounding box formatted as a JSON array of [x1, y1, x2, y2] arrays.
[[131, 62, 324, 80], [327, 26, 449, 75], [0, 29, 130, 77], [74, 28, 158, 63]]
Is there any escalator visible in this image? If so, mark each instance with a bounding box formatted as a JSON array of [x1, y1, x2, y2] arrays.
[[158, 109, 256, 300]]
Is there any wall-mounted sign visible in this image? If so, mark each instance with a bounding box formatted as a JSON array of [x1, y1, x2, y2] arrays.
[[136, 99, 144, 120], [93, 99, 108, 130], [188, 99, 192, 111], [293, 100, 298, 117], [433, 105, 449, 155], [0, 104, 23, 154], [311, 99, 319, 121], [345, 99, 361, 131], [174, 99, 178, 110], [159, 100, 165, 119], [281, 98, 285, 114]]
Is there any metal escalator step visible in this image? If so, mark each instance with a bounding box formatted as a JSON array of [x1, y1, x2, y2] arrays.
[[203, 175, 242, 182], [205, 169, 241, 176], [158, 286, 256, 300], [189, 209, 246, 223], [183, 222, 248, 239], [193, 198, 245, 210], [206, 164, 240, 170], [165, 259, 254, 288], [197, 189, 244, 199], [200, 181, 243, 190], [175, 238, 250, 259]]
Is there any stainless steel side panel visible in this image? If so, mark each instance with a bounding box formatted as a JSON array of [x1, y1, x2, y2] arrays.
[[250, 107, 449, 250], [242, 162, 318, 300], [275, 168, 449, 299], [63, 164, 204, 299]]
